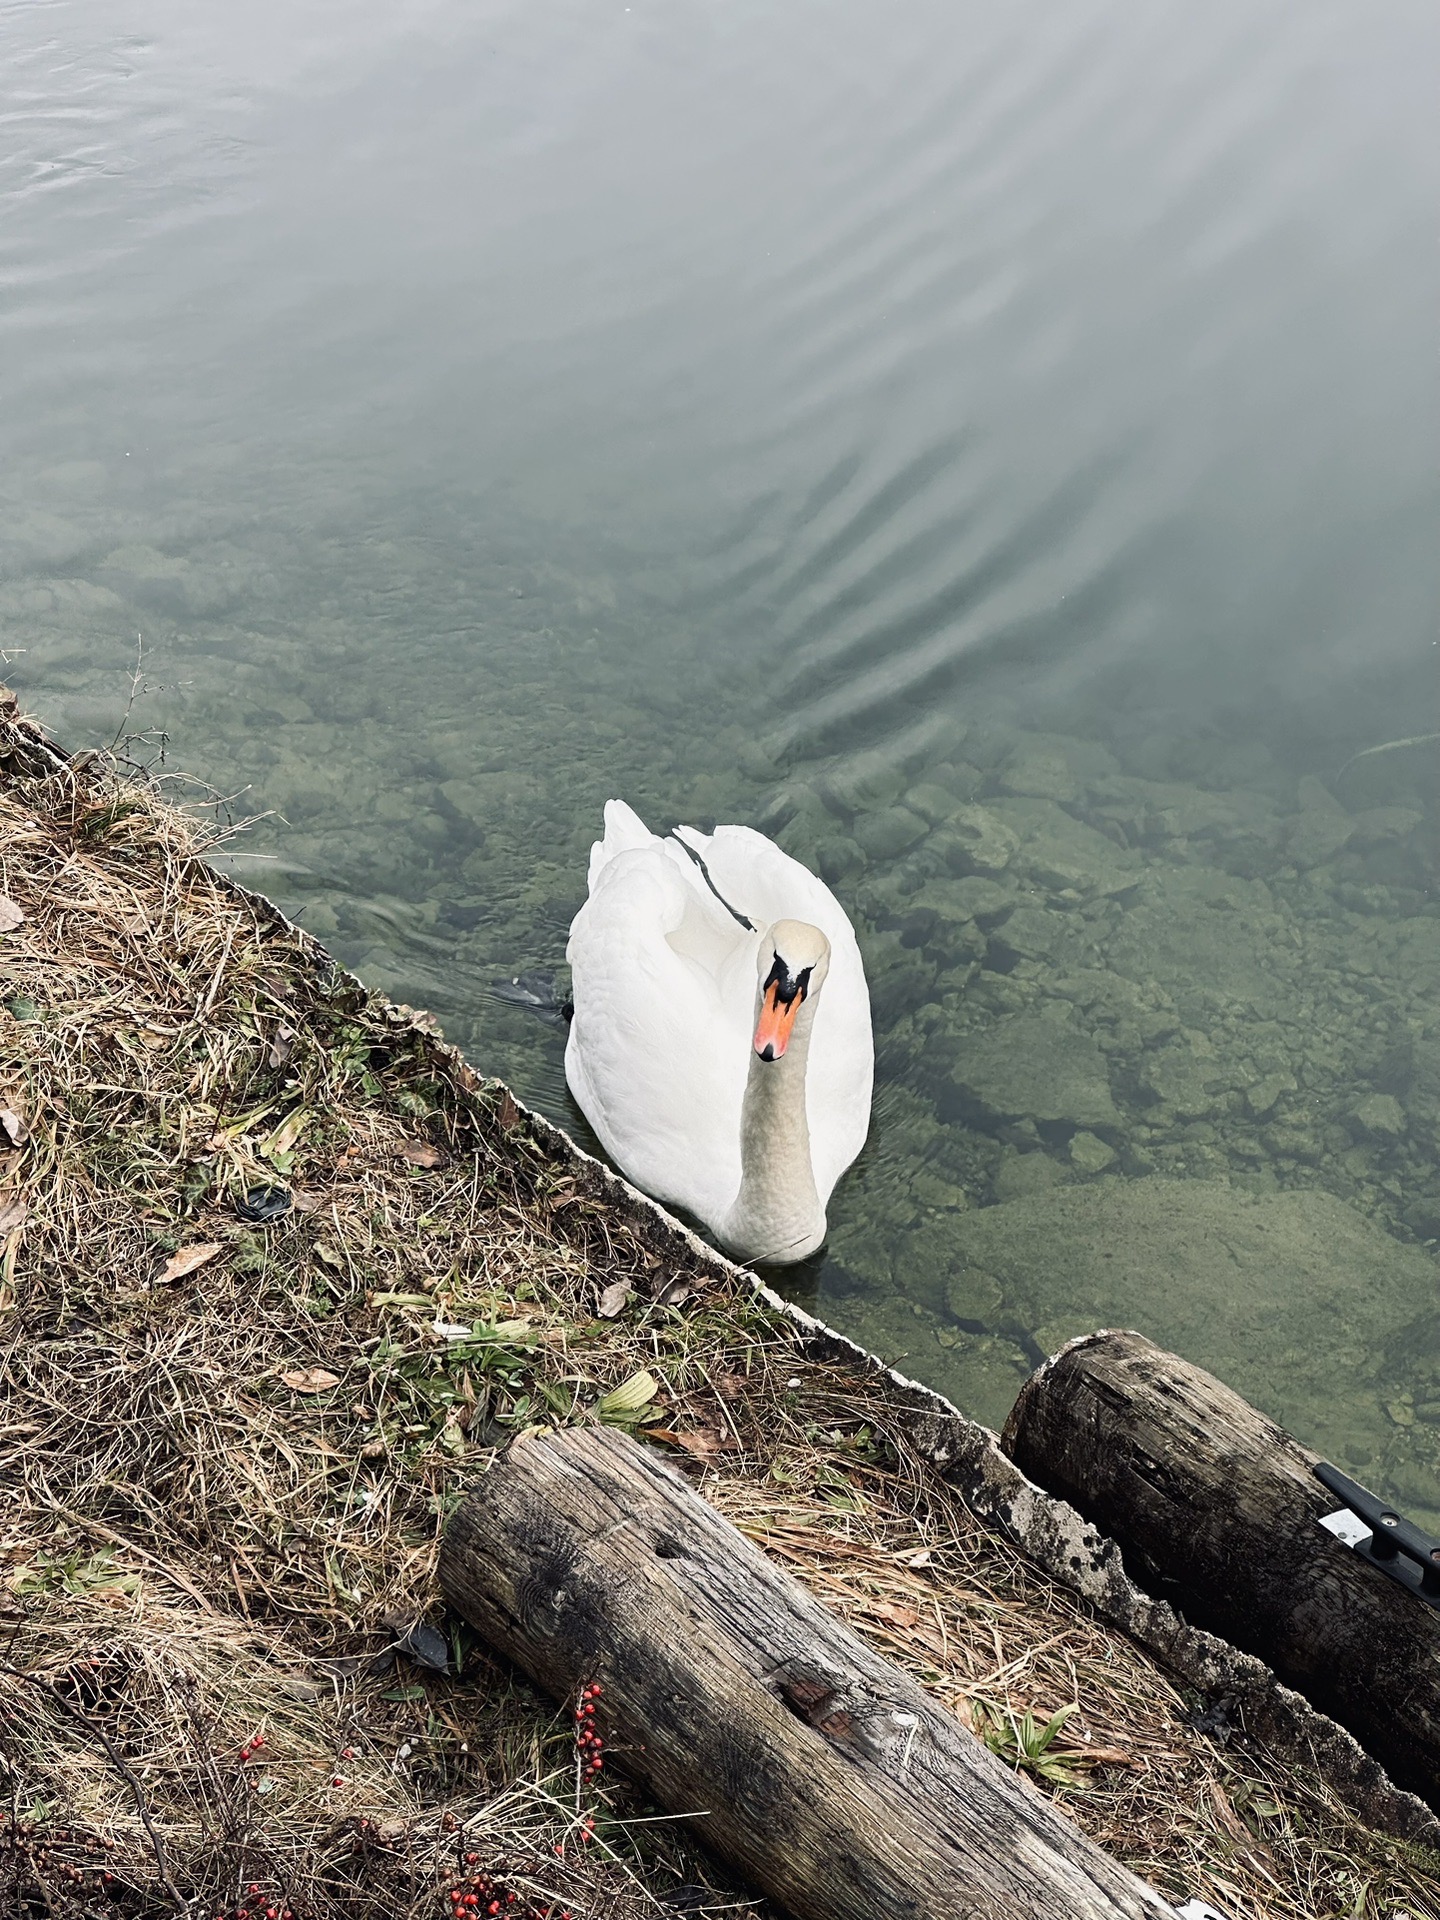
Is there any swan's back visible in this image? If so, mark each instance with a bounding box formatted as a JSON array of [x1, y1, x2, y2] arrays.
[[565, 802, 873, 1231]]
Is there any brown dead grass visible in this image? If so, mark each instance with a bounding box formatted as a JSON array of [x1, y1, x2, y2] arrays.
[[0, 717, 1437, 1920]]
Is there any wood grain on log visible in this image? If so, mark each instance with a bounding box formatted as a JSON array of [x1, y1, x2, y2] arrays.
[[439, 1424, 1172, 1920], [1003, 1329, 1440, 1812]]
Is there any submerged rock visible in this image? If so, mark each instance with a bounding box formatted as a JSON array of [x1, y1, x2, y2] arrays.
[[930, 803, 1020, 876], [946, 1010, 1119, 1131], [989, 797, 1141, 898], [1286, 776, 1355, 870], [854, 805, 929, 861], [1348, 1092, 1408, 1141], [941, 1177, 1438, 1468], [1068, 1130, 1116, 1174]]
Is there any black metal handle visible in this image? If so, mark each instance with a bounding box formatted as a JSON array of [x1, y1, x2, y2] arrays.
[[1314, 1462, 1440, 1599]]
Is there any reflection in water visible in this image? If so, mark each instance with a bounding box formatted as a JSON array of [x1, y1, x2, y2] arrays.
[[3, 0, 1438, 1514]]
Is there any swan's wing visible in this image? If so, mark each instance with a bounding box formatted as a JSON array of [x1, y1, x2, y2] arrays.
[[675, 822, 874, 1204], [565, 829, 753, 1228], [586, 797, 655, 889]]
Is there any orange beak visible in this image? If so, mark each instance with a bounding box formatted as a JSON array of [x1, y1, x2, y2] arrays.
[[753, 982, 802, 1060]]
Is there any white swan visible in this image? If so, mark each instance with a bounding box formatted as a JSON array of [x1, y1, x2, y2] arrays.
[[564, 800, 873, 1265]]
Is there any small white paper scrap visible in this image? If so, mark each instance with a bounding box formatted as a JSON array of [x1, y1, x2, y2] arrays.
[[1318, 1506, 1372, 1549]]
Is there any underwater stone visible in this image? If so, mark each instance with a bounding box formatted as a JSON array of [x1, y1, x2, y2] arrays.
[[999, 745, 1080, 804], [992, 1151, 1072, 1203], [935, 804, 1019, 875], [1349, 1093, 1408, 1140], [944, 876, 1016, 927], [1068, 1131, 1116, 1174], [985, 904, 1069, 967], [998, 732, 1121, 805], [853, 806, 929, 862], [888, 1217, 997, 1318], [1139, 1033, 1225, 1119], [902, 783, 961, 827], [944, 1261, 1006, 1327], [817, 752, 906, 817], [816, 837, 865, 885], [990, 798, 1140, 897], [1349, 807, 1425, 847], [946, 1011, 1119, 1130], [941, 1177, 1438, 1464], [756, 781, 825, 834], [1285, 777, 1355, 869], [1245, 1071, 1297, 1118], [910, 1167, 970, 1212]]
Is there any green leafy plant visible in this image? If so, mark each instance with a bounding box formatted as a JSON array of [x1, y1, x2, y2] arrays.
[[594, 1368, 660, 1428], [975, 1701, 1083, 1788], [15, 1547, 139, 1599]]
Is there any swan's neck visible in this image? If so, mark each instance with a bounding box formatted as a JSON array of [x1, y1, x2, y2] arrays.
[[720, 1006, 825, 1264]]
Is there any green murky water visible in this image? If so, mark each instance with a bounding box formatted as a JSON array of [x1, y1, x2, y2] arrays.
[[4, 1, 1438, 1516]]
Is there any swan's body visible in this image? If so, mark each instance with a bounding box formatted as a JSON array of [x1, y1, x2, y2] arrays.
[[564, 800, 873, 1263]]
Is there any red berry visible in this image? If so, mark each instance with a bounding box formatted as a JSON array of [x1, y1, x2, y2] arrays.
[[342, 1747, 355, 1759], [248, 1888, 260, 1898], [465, 1853, 479, 1864]]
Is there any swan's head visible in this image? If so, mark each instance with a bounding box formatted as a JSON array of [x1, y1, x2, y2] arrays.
[[752, 920, 830, 1062]]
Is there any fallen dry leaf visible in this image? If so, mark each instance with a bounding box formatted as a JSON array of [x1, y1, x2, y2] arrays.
[[0, 897, 24, 933], [0, 1195, 28, 1235], [264, 1107, 310, 1155], [0, 1108, 28, 1148], [156, 1241, 223, 1285], [596, 1281, 631, 1318], [280, 1367, 342, 1393], [268, 1023, 296, 1069], [865, 1600, 921, 1630], [495, 1090, 519, 1131], [398, 1137, 447, 1169], [290, 1188, 324, 1213], [652, 1427, 737, 1460]]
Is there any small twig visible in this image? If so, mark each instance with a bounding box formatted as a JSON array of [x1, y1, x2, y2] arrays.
[[0, 1662, 186, 1909]]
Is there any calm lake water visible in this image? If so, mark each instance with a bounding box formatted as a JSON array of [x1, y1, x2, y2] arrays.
[[5, 0, 1439, 1513]]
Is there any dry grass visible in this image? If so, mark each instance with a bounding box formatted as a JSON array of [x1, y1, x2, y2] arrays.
[[0, 723, 1437, 1920]]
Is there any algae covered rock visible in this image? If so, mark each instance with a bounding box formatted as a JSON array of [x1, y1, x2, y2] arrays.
[[1348, 1093, 1407, 1141], [997, 732, 1121, 804], [1285, 776, 1355, 870], [853, 805, 929, 861], [1138, 1031, 1228, 1119], [945, 1008, 1118, 1131], [1068, 1130, 1116, 1174], [941, 1177, 1438, 1473], [989, 797, 1141, 898]]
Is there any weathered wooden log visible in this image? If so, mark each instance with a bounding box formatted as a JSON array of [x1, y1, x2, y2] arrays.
[[1003, 1329, 1440, 1812], [439, 1424, 1173, 1920]]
